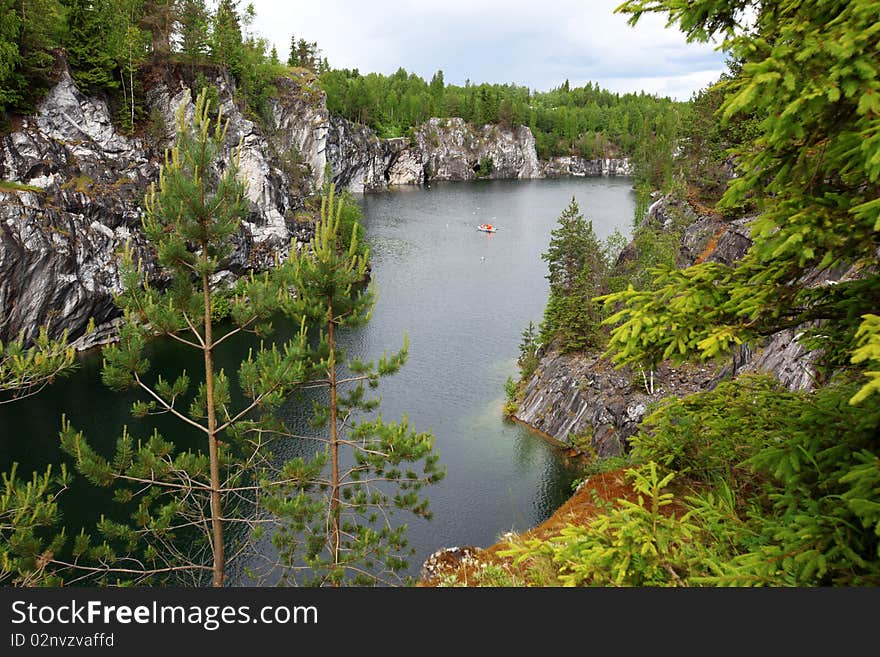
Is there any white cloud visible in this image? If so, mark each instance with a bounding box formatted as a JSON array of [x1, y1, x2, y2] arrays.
[[246, 0, 726, 99]]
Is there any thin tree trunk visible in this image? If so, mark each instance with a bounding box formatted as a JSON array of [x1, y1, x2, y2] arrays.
[[129, 44, 135, 130], [328, 301, 341, 580], [202, 256, 224, 587], [119, 69, 128, 129]]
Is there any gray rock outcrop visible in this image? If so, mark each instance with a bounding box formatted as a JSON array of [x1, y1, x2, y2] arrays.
[[328, 117, 544, 187], [0, 64, 324, 347], [515, 350, 718, 457], [0, 58, 635, 350], [543, 156, 631, 178], [327, 116, 408, 192], [410, 118, 542, 183]]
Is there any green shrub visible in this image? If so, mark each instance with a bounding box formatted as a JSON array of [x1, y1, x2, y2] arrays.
[[474, 156, 494, 179], [499, 374, 880, 587], [502, 376, 519, 417], [210, 289, 232, 322], [501, 463, 698, 586], [630, 374, 781, 486]]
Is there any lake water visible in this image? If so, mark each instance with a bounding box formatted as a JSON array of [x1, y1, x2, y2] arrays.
[[0, 177, 635, 583]]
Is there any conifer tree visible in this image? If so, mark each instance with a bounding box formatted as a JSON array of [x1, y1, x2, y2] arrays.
[[540, 197, 607, 352], [64, 0, 118, 94], [0, 328, 77, 405], [0, 462, 71, 586], [0, 0, 22, 112], [517, 321, 539, 379], [177, 0, 210, 70], [263, 185, 445, 586], [210, 0, 243, 78], [0, 0, 66, 113], [58, 89, 313, 586], [0, 327, 79, 585], [139, 0, 175, 58], [286, 34, 298, 67]]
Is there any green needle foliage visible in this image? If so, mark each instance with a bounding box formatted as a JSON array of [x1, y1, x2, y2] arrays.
[[495, 1, 880, 588], [604, 0, 880, 405], [0, 327, 77, 405], [0, 463, 71, 586], [263, 185, 445, 586], [0, 323, 83, 586], [0, 328, 80, 586], [539, 197, 608, 352], [501, 462, 698, 586], [500, 375, 880, 587], [58, 88, 315, 586]]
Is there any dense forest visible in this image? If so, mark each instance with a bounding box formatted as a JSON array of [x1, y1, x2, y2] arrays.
[[1, 0, 298, 132], [1, 0, 681, 165], [320, 68, 681, 160]]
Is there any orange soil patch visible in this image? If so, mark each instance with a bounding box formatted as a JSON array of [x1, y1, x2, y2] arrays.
[[500, 469, 636, 545], [685, 185, 724, 219], [692, 225, 729, 265], [418, 469, 641, 587], [418, 467, 694, 586]]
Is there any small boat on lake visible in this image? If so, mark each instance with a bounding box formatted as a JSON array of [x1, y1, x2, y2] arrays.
[[477, 223, 497, 233]]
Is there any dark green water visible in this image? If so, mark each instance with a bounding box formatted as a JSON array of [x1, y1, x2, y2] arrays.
[[0, 177, 634, 582]]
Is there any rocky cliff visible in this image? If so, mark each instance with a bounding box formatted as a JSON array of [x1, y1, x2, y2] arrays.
[[514, 352, 718, 456], [328, 117, 547, 187], [327, 116, 408, 192], [0, 63, 327, 348], [406, 118, 543, 183], [542, 156, 631, 178], [512, 193, 832, 454]]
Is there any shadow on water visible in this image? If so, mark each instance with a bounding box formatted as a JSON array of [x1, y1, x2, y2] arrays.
[[0, 177, 634, 584]]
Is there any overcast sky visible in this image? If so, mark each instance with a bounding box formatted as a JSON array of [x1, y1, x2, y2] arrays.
[[246, 0, 727, 100]]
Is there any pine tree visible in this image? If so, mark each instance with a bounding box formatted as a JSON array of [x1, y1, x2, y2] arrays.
[[177, 0, 210, 69], [139, 0, 175, 58], [210, 0, 243, 78], [517, 321, 539, 379], [539, 197, 607, 352], [0, 0, 22, 112], [0, 328, 77, 404], [264, 184, 445, 586], [64, 0, 118, 94], [0, 327, 79, 585], [0, 462, 71, 585], [58, 90, 313, 586], [0, 0, 67, 113], [16, 0, 65, 102], [286, 34, 298, 67]]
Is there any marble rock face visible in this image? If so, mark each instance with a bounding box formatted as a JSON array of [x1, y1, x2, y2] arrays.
[[0, 65, 324, 347]]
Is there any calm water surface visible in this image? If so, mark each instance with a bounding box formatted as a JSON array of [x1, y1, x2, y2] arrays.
[[0, 177, 634, 582]]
